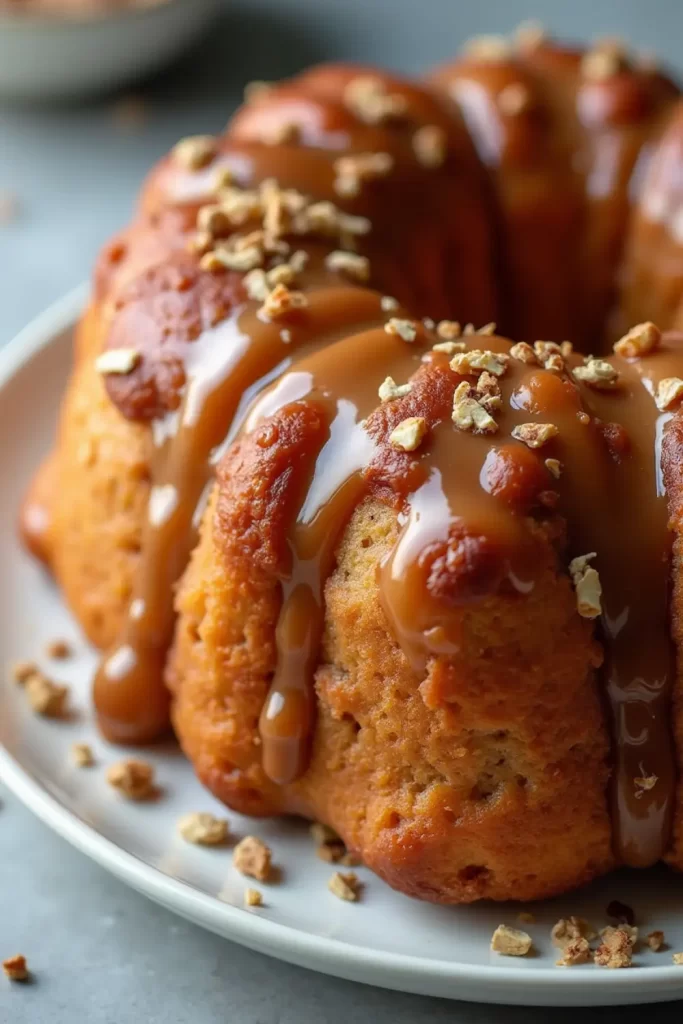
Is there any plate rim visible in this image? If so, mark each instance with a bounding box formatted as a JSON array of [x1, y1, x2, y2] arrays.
[[3, 287, 683, 1005]]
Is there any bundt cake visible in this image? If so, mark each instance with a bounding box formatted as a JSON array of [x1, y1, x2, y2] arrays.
[[21, 26, 683, 903]]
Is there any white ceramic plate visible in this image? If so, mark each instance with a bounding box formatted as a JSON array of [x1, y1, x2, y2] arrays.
[[0, 0, 217, 101], [4, 287, 683, 1007]]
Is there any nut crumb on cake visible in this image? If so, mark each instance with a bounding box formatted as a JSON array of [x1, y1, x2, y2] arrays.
[[569, 553, 603, 619], [244, 888, 263, 907], [107, 759, 155, 800], [545, 458, 562, 479], [95, 348, 140, 376], [655, 377, 683, 411], [71, 743, 94, 768], [324, 250, 370, 281], [328, 871, 361, 902], [380, 295, 399, 312], [378, 376, 412, 402], [490, 924, 533, 956], [412, 125, 448, 168], [178, 812, 229, 846], [572, 357, 619, 390], [613, 321, 661, 358], [233, 836, 272, 881], [450, 349, 509, 378], [390, 417, 428, 452], [436, 320, 462, 340], [384, 317, 418, 343], [3, 955, 28, 982], [452, 381, 498, 434], [511, 422, 559, 448], [172, 134, 216, 170]]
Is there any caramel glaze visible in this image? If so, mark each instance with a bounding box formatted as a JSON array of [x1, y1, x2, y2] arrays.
[[616, 99, 683, 337], [40, 46, 683, 866], [238, 324, 683, 866], [92, 64, 504, 742], [430, 42, 678, 347]]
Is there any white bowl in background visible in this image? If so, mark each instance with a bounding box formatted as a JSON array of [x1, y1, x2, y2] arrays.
[[0, 0, 217, 101]]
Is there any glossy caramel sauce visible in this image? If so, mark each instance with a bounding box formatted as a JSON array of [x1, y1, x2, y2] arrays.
[[32, 41, 683, 868]]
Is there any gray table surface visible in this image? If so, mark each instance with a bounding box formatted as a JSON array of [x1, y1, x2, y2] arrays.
[[3, 0, 683, 1020]]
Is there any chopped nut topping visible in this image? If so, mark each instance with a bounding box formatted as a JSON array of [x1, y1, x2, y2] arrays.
[[556, 937, 592, 967], [511, 422, 559, 448], [634, 774, 658, 795], [11, 659, 37, 684], [280, 329, 292, 343], [343, 76, 407, 124], [233, 836, 272, 881], [381, 295, 399, 312], [569, 553, 603, 619], [647, 930, 665, 951], [533, 340, 565, 372], [600, 923, 638, 948], [244, 268, 269, 301], [498, 82, 531, 116], [95, 347, 140, 376], [378, 376, 412, 401], [551, 916, 596, 948], [259, 283, 308, 320], [655, 377, 683, 411], [71, 743, 94, 768], [613, 321, 661, 358], [463, 34, 512, 61], [3, 955, 28, 982], [452, 381, 498, 434], [385, 318, 417, 343], [490, 924, 533, 957], [581, 45, 626, 81], [45, 638, 71, 659], [450, 348, 509, 378], [262, 121, 300, 145], [594, 927, 634, 969], [325, 250, 370, 281], [172, 134, 216, 170], [178, 812, 229, 846], [244, 888, 263, 907], [433, 340, 466, 354], [423, 317, 436, 331], [197, 203, 232, 237], [25, 673, 68, 717], [390, 417, 428, 452], [514, 19, 546, 51], [328, 871, 361, 901], [201, 240, 264, 273], [436, 320, 462, 340], [673, 952, 683, 965], [476, 371, 503, 413], [334, 151, 393, 197], [244, 80, 273, 104], [107, 759, 155, 801], [510, 341, 537, 364], [572, 357, 619, 389], [545, 458, 562, 479], [412, 125, 448, 168]]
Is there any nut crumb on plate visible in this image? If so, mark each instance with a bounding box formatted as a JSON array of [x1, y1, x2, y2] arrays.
[[594, 926, 635, 968], [673, 952, 683, 964], [233, 836, 272, 881], [490, 924, 533, 956], [328, 871, 361, 902], [10, 660, 37, 684], [25, 673, 68, 718], [177, 812, 229, 846], [71, 743, 94, 768], [45, 638, 71, 659], [244, 888, 263, 908], [106, 759, 155, 800], [556, 937, 591, 966], [647, 930, 665, 951], [3, 955, 28, 982]]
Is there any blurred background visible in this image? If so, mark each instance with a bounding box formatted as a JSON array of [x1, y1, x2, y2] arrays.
[[2, 0, 683, 341]]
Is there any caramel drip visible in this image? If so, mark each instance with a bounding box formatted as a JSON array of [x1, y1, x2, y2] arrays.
[[242, 329, 681, 865], [244, 327, 424, 784], [93, 286, 384, 741]]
